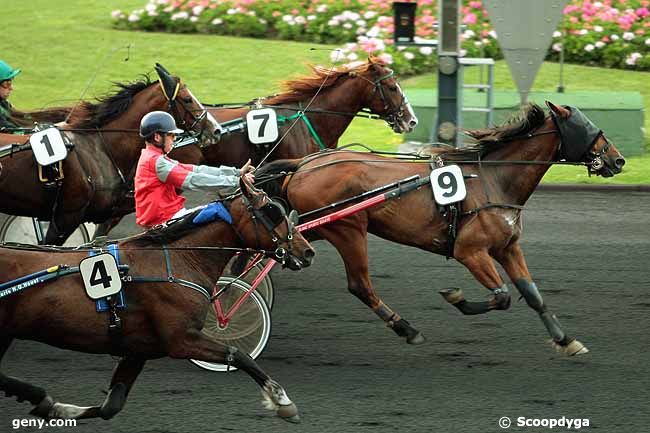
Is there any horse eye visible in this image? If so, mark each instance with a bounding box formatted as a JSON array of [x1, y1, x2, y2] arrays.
[[389, 86, 398, 92], [181, 97, 193, 104]]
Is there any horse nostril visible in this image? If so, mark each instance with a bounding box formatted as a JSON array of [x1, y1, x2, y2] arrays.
[[615, 157, 625, 169], [409, 119, 418, 127], [304, 248, 315, 261]]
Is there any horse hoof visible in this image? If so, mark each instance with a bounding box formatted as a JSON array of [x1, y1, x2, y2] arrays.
[[549, 339, 589, 356], [565, 339, 589, 356], [439, 288, 464, 305], [407, 332, 426, 345], [277, 403, 300, 423], [29, 396, 54, 419]]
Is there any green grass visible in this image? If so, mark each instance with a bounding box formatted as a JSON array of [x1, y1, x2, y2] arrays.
[[5, 0, 648, 184]]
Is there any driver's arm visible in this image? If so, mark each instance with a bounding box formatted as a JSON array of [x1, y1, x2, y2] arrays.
[[155, 155, 240, 191]]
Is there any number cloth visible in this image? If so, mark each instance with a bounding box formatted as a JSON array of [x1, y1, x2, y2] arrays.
[[134, 145, 240, 227]]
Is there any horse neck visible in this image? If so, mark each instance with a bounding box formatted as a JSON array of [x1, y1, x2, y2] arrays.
[[102, 87, 168, 176], [160, 218, 242, 275], [299, 77, 368, 148], [487, 119, 560, 205]]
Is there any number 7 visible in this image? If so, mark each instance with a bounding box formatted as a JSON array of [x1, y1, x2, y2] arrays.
[[253, 113, 270, 137]]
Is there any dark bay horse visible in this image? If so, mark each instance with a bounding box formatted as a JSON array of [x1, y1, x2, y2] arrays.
[[0, 178, 314, 422], [0, 64, 221, 245], [257, 101, 625, 356], [169, 56, 418, 167]]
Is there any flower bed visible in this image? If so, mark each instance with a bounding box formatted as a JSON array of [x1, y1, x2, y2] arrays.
[[112, 0, 650, 73]]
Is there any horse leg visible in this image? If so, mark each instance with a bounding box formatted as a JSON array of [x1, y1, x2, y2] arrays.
[[324, 226, 425, 344], [43, 213, 82, 246], [168, 328, 300, 423], [65, 356, 146, 420], [92, 215, 124, 240], [494, 242, 588, 356], [439, 248, 511, 315], [0, 338, 54, 417], [0, 338, 144, 420]]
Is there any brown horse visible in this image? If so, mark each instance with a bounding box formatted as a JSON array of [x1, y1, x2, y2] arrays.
[[2, 58, 417, 243], [0, 64, 221, 245], [0, 177, 315, 422], [257, 101, 625, 356], [169, 56, 418, 167]]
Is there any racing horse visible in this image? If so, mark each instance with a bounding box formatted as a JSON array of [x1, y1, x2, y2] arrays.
[[3, 58, 417, 242], [256, 101, 625, 356], [0, 64, 221, 245], [0, 177, 315, 422], [169, 56, 418, 167]]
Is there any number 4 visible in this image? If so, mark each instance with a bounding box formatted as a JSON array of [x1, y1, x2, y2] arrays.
[[90, 261, 112, 289]]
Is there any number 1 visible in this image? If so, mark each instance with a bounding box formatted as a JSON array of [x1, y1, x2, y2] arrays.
[[40, 135, 55, 157]]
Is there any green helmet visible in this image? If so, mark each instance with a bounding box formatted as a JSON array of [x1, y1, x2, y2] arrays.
[[0, 60, 21, 82]]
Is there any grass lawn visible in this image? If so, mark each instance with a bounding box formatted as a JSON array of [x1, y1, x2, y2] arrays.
[[5, 0, 648, 184]]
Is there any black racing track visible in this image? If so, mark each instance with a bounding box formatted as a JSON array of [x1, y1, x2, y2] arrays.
[[1, 190, 648, 433]]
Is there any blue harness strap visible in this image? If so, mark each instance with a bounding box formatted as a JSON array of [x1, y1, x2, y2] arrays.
[[90, 244, 127, 312]]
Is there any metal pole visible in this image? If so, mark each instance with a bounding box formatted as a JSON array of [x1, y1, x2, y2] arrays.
[[557, 31, 565, 93]]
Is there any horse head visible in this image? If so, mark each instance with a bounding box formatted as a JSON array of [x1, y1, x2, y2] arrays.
[[358, 56, 418, 133], [546, 101, 625, 177], [154, 63, 222, 146], [232, 175, 314, 270]]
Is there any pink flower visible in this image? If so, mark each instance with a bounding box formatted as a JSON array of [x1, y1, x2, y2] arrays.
[[636, 7, 650, 17], [463, 12, 477, 25], [469, 1, 482, 8]]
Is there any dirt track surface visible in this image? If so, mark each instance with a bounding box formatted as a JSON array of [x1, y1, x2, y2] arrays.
[[1, 190, 649, 433]]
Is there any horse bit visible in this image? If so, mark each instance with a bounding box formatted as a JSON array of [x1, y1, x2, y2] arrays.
[[241, 194, 298, 265]]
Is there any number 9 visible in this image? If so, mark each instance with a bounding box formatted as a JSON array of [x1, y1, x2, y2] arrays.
[[438, 173, 458, 198]]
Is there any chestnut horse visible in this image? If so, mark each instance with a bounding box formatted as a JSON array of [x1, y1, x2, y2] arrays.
[[0, 178, 314, 422], [1, 58, 417, 242], [169, 56, 418, 167], [0, 64, 221, 245], [257, 102, 625, 356]]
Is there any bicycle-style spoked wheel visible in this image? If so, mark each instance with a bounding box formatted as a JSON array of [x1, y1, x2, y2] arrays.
[[0, 214, 93, 246], [224, 256, 275, 309], [190, 277, 271, 372]]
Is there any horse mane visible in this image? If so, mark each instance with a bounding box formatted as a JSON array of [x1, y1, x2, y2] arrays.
[[438, 103, 547, 160], [66, 75, 155, 129], [255, 159, 301, 198], [14, 106, 74, 125], [264, 57, 386, 105]]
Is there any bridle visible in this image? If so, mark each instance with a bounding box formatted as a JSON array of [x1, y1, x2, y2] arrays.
[[240, 193, 299, 266], [357, 68, 409, 129], [582, 133, 612, 173], [159, 79, 211, 140]]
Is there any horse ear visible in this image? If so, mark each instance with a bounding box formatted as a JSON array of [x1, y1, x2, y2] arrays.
[[546, 101, 570, 119], [155, 63, 179, 101], [155, 63, 171, 77]]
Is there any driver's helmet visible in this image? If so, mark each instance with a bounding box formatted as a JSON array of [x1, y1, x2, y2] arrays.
[[139, 111, 184, 138]]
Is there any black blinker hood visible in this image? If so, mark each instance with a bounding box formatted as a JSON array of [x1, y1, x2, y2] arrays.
[[551, 105, 601, 162]]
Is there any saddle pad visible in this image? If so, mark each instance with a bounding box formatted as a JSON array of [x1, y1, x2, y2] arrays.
[[89, 244, 126, 312], [193, 201, 232, 225]]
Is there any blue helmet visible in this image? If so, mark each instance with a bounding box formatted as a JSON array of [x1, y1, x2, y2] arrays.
[[139, 111, 184, 138]]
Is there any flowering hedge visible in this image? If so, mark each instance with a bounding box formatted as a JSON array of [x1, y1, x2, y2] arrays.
[[112, 0, 650, 73]]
